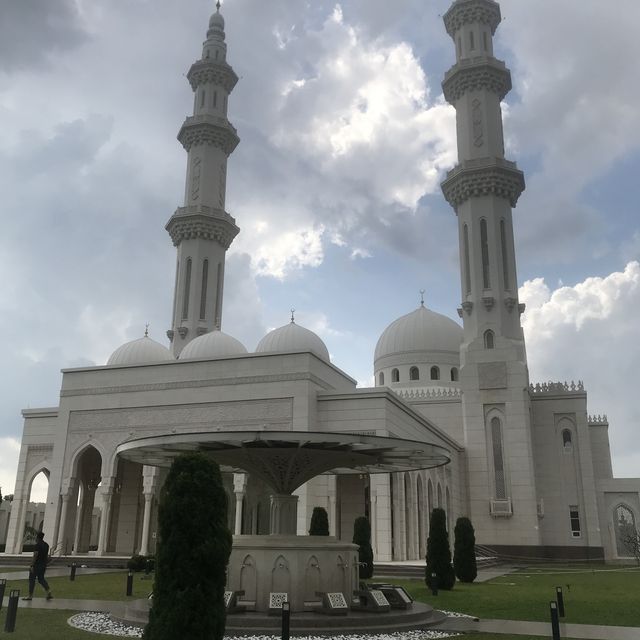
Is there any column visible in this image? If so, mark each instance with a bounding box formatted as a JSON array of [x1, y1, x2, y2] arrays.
[[232, 473, 247, 535], [139, 493, 154, 556], [269, 494, 299, 535], [96, 480, 114, 556]]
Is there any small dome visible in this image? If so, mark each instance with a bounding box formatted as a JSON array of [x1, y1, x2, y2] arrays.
[[375, 305, 462, 364], [256, 321, 330, 362], [180, 329, 247, 359], [107, 336, 175, 367], [209, 11, 224, 30]]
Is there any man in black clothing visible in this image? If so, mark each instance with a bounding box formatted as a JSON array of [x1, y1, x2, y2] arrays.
[[22, 531, 53, 601]]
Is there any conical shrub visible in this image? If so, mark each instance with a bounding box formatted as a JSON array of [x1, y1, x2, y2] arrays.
[[309, 507, 330, 535], [425, 507, 455, 590], [353, 516, 374, 579], [453, 516, 477, 583]]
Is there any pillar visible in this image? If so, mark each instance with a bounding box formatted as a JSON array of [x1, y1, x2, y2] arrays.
[[269, 494, 299, 535]]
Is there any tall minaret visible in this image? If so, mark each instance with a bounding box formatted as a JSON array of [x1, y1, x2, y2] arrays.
[[441, 0, 540, 549], [166, 2, 240, 356]]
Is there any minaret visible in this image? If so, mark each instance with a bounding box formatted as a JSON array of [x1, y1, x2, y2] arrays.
[[441, 0, 540, 549], [166, 2, 240, 356]]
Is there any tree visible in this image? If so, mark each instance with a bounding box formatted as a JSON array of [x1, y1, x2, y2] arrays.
[[425, 508, 455, 590], [309, 507, 330, 536], [352, 516, 374, 580], [143, 454, 232, 640], [453, 517, 477, 583]]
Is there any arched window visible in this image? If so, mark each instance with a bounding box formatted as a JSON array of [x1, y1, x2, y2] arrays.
[[410, 367, 420, 381], [491, 416, 506, 499], [214, 262, 223, 328], [480, 219, 490, 289], [182, 258, 192, 320], [450, 367, 459, 382], [213, 91, 218, 108], [200, 90, 206, 108], [500, 219, 510, 290], [430, 366, 440, 381], [469, 30, 475, 51], [199, 259, 209, 321], [483, 31, 488, 51], [562, 429, 573, 452], [463, 224, 472, 295], [378, 372, 384, 386], [391, 368, 400, 383], [484, 330, 495, 349], [615, 505, 638, 557]]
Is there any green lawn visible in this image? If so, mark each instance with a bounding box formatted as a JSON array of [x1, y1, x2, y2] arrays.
[[395, 565, 640, 627]]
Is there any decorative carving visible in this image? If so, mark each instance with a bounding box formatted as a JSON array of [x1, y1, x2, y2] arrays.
[[478, 362, 507, 389], [178, 115, 240, 155], [461, 301, 474, 315], [166, 329, 175, 341], [443, 0, 501, 37], [588, 414, 608, 425], [395, 388, 461, 400], [218, 163, 226, 209], [472, 98, 484, 147], [504, 297, 517, 312], [190, 156, 201, 201], [441, 159, 525, 209], [443, 59, 511, 104], [177, 326, 188, 339], [482, 296, 495, 310], [457, 307, 463, 318], [166, 206, 240, 249], [529, 380, 585, 395], [196, 326, 208, 336], [187, 60, 238, 93]]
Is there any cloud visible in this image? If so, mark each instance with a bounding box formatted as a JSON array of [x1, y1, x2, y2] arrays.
[[520, 262, 640, 477], [0, 438, 21, 497]]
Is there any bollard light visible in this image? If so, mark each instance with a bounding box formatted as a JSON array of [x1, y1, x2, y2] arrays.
[[281, 601, 290, 640], [4, 589, 20, 633], [555, 586, 565, 618], [549, 600, 560, 640], [430, 572, 439, 596], [70, 562, 77, 581], [0, 578, 6, 610], [126, 571, 134, 597]]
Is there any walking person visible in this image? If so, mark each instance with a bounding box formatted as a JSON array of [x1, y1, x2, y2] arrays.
[[23, 531, 53, 601]]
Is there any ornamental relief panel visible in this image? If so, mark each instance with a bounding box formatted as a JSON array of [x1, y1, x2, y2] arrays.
[[472, 98, 484, 147], [68, 398, 294, 433], [26, 445, 53, 475]]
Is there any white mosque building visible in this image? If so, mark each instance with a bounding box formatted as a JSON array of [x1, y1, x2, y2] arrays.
[[4, 0, 640, 564]]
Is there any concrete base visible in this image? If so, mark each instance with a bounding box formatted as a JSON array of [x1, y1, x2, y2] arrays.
[[228, 535, 359, 612]]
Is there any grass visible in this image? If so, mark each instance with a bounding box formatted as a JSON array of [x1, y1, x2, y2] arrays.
[[0, 608, 118, 638], [395, 565, 640, 627], [2, 570, 151, 601]]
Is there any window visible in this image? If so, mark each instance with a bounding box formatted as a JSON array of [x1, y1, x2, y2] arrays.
[[491, 417, 506, 499], [182, 258, 192, 320], [213, 91, 218, 108], [569, 505, 581, 537], [615, 505, 638, 557], [214, 263, 223, 328], [469, 30, 475, 51], [450, 367, 459, 382], [484, 330, 495, 349], [430, 366, 440, 381], [483, 31, 488, 51], [480, 219, 490, 288], [378, 372, 384, 386], [500, 219, 510, 290], [410, 367, 420, 381], [463, 224, 471, 295], [199, 259, 209, 320], [200, 90, 205, 107], [392, 368, 400, 383], [562, 429, 572, 452]]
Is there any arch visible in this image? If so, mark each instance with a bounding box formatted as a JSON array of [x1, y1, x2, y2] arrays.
[[500, 219, 510, 290], [271, 554, 291, 593], [409, 366, 420, 381], [417, 475, 426, 558], [304, 555, 321, 601], [239, 555, 257, 602], [378, 372, 384, 386], [484, 330, 495, 349], [199, 259, 209, 320], [437, 483, 443, 509], [391, 368, 400, 383], [480, 218, 490, 288], [614, 504, 638, 557], [69, 442, 107, 479], [182, 257, 192, 319], [450, 367, 459, 382], [562, 428, 573, 452], [430, 366, 440, 381], [490, 415, 507, 499]]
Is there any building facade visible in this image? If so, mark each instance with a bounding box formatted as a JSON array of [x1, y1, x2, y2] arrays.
[[4, 0, 639, 564]]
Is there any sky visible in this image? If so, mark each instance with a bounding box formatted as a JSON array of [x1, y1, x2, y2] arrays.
[[1, 0, 639, 501]]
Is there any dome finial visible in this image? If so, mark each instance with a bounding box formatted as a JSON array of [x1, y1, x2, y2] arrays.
[[144, 323, 149, 337], [290, 308, 296, 323], [420, 289, 426, 307], [216, 0, 221, 12]]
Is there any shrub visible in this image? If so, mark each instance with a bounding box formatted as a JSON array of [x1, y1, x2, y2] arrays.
[[453, 517, 477, 583], [143, 454, 232, 640], [309, 507, 330, 536], [128, 554, 155, 572], [425, 508, 455, 590], [352, 516, 374, 580]]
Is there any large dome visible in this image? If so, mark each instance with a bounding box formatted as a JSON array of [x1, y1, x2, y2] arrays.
[[256, 321, 330, 362], [180, 329, 247, 360], [375, 305, 462, 364], [107, 336, 175, 367]]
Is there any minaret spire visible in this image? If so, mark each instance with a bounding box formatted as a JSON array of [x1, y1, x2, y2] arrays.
[[166, 3, 240, 356], [440, 0, 540, 551]]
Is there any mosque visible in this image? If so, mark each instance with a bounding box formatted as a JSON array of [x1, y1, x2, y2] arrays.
[[3, 0, 639, 565]]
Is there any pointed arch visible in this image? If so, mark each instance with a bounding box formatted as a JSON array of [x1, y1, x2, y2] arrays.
[[614, 504, 638, 558], [417, 474, 426, 558], [437, 483, 443, 509]]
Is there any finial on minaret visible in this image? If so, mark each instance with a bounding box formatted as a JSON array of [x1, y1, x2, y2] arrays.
[[216, 0, 221, 11], [420, 289, 425, 307], [144, 323, 149, 337], [290, 309, 296, 323]]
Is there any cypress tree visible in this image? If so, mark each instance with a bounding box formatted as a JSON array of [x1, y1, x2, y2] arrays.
[[309, 507, 330, 535], [425, 507, 455, 590], [353, 516, 374, 579], [143, 454, 232, 640], [453, 516, 477, 583]]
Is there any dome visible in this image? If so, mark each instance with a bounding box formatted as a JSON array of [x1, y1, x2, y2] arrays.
[[374, 305, 462, 364], [209, 11, 224, 30], [179, 329, 247, 359], [256, 321, 330, 362], [107, 336, 175, 367]]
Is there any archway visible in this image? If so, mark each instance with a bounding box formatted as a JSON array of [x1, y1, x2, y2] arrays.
[[70, 446, 102, 554], [614, 504, 638, 558], [24, 471, 49, 545]]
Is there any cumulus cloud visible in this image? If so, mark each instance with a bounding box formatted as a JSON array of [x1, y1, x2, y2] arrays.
[[0, 438, 21, 497], [520, 262, 640, 477]]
